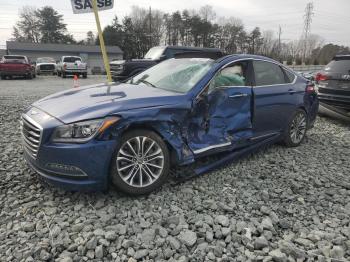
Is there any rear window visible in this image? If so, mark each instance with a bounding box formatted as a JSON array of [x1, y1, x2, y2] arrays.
[[325, 58, 350, 73], [2, 56, 26, 63], [63, 57, 81, 63], [3, 55, 25, 60]]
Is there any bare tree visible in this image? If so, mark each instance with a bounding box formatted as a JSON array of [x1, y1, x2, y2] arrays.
[[13, 6, 41, 43], [199, 5, 216, 22]]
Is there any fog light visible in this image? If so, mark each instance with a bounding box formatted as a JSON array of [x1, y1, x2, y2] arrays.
[[46, 163, 87, 177]]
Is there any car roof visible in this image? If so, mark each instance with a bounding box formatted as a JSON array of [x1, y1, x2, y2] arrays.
[[216, 54, 280, 64], [157, 45, 222, 52]]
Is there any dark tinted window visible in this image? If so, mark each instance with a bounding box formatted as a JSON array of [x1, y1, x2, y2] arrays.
[[325, 59, 350, 73], [4, 55, 25, 60], [253, 60, 286, 86]]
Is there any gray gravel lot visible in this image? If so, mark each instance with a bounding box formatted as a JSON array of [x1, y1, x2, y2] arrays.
[[0, 76, 349, 262]]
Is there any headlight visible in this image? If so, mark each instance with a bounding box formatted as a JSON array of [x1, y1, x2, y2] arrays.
[[52, 117, 120, 143]]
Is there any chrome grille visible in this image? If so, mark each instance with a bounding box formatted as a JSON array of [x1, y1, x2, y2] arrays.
[[110, 64, 124, 74], [21, 115, 42, 159]]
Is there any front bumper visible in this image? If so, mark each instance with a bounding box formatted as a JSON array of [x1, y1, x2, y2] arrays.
[[24, 140, 117, 191], [21, 109, 117, 191]]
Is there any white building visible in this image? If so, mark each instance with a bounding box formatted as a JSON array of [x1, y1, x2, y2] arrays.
[[6, 41, 123, 74]]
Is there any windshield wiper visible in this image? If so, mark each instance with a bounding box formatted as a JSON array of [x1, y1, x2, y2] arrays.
[[137, 79, 157, 88]]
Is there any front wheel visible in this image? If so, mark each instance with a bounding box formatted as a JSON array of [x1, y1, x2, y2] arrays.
[[110, 130, 170, 195], [283, 109, 307, 147]]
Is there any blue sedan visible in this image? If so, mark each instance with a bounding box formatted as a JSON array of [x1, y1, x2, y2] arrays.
[[21, 54, 319, 195]]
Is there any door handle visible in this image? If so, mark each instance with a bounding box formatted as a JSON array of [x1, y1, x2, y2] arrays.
[[229, 93, 248, 98], [288, 89, 296, 94]]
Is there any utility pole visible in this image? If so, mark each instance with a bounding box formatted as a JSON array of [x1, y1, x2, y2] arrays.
[[278, 25, 282, 61], [302, 2, 314, 64], [149, 6, 152, 49]]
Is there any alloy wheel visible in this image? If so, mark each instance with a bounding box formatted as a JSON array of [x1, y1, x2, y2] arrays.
[[116, 136, 165, 188], [290, 112, 307, 144]]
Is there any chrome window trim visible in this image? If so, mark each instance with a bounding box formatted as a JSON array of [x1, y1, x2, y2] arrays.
[[193, 142, 231, 154], [195, 57, 298, 99]]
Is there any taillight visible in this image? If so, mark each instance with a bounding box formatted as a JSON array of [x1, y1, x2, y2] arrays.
[[306, 83, 316, 94], [315, 73, 328, 82]]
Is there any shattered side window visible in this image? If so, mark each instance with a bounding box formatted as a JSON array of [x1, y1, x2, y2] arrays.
[[210, 61, 248, 90]]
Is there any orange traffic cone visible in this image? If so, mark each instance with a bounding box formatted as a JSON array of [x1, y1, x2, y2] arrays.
[[73, 74, 79, 88]]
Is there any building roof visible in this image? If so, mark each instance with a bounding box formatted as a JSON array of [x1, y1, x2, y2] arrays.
[[6, 41, 123, 54]]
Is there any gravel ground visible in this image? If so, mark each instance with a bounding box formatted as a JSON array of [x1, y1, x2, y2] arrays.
[[0, 76, 349, 262]]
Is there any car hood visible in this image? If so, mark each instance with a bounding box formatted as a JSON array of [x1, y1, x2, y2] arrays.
[[32, 83, 185, 124]]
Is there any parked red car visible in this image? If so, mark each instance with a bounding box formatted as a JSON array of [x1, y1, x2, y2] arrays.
[[0, 55, 36, 80]]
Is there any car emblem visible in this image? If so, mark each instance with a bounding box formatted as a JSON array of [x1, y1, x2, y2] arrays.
[[30, 110, 38, 115]]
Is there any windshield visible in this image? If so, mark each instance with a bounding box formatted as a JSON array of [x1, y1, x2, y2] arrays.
[[144, 47, 166, 60], [128, 58, 214, 93], [63, 57, 82, 63], [37, 57, 55, 63]]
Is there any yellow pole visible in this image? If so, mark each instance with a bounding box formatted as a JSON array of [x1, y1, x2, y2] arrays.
[[92, 0, 112, 83]]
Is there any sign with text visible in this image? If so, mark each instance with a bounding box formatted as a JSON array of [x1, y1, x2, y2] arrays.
[[70, 0, 114, 14]]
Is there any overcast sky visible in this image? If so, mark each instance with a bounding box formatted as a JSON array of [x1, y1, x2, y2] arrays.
[[0, 0, 349, 48]]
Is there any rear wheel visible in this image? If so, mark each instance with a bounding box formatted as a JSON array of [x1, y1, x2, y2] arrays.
[[283, 109, 307, 147], [110, 130, 170, 195], [83, 73, 87, 79]]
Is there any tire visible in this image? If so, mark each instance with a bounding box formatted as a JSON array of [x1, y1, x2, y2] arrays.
[[57, 71, 61, 77], [62, 72, 66, 78], [27, 73, 33, 79], [283, 109, 307, 147], [33, 73, 36, 78], [1, 76, 5, 80], [83, 73, 87, 79], [110, 129, 170, 195]]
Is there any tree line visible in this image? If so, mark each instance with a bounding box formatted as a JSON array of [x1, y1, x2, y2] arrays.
[[12, 5, 350, 65]]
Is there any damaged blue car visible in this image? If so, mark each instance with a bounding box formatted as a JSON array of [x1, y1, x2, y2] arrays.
[[21, 54, 318, 195]]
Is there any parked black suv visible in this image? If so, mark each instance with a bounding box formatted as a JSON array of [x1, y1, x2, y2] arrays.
[[109, 46, 223, 81], [316, 55, 350, 120]]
